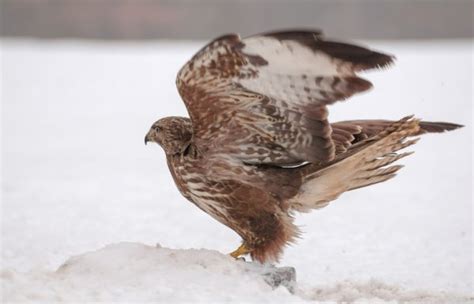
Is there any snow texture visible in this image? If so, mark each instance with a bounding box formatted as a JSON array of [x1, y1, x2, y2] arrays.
[[1, 39, 473, 303], [2, 243, 471, 303]]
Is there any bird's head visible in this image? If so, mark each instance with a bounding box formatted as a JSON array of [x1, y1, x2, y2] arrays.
[[145, 116, 193, 155]]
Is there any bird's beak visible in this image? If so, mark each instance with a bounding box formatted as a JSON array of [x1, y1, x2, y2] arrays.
[[144, 134, 149, 145]]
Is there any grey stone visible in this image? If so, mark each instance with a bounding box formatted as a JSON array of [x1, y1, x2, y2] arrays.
[[241, 260, 297, 294], [261, 266, 296, 293]]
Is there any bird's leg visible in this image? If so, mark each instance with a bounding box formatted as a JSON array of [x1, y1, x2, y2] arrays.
[[229, 243, 250, 259]]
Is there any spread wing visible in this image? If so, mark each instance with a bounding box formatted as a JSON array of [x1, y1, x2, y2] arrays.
[[176, 30, 394, 166]]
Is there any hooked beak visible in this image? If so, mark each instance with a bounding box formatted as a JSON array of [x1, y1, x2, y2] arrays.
[[144, 134, 150, 145]]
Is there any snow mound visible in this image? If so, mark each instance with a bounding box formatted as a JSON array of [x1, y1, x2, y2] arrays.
[[2, 242, 296, 303], [2, 242, 471, 303]]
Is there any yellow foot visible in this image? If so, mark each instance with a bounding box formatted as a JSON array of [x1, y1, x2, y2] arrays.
[[229, 244, 250, 259]]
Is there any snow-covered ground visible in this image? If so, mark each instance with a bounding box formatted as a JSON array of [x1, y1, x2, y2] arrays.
[[1, 39, 472, 302]]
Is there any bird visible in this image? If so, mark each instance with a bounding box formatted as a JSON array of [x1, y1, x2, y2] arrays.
[[144, 30, 462, 263]]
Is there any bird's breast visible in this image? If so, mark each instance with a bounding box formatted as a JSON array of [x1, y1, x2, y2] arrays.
[[167, 156, 232, 226]]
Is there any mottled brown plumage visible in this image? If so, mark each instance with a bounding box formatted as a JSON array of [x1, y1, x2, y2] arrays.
[[145, 30, 462, 263]]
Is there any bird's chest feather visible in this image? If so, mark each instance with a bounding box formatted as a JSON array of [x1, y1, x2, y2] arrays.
[[166, 154, 232, 225]]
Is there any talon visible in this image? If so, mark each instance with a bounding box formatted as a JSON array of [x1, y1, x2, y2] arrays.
[[229, 243, 250, 259]]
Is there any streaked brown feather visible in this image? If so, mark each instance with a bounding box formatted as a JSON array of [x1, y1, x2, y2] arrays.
[[176, 30, 393, 167]]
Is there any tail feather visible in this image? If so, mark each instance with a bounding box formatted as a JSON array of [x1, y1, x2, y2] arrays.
[[365, 151, 413, 171], [289, 117, 421, 212], [349, 173, 397, 191], [289, 116, 462, 212], [356, 164, 404, 180]]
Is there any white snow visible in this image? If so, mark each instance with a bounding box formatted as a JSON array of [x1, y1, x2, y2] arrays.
[[1, 39, 473, 302], [2, 242, 470, 303], [2, 243, 298, 303]]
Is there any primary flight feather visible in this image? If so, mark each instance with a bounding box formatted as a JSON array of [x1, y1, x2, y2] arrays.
[[145, 30, 462, 263]]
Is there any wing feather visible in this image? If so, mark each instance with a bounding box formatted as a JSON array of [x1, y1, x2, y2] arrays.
[[331, 119, 463, 154], [290, 117, 421, 212], [176, 30, 394, 166]]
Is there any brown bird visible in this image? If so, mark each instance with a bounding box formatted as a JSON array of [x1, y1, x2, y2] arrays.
[[145, 30, 462, 263]]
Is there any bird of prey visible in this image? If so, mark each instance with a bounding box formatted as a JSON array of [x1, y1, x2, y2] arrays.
[[145, 30, 462, 263]]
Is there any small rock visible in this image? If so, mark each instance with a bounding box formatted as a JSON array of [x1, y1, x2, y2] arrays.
[[241, 262, 297, 293], [261, 266, 296, 293]]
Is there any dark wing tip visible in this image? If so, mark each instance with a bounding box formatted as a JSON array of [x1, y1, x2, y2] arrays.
[[346, 76, 373, 93], [260, 29, 323, 40], [419, 121, 464, 133], [245, 29, 394, 71], [316, 41, 395, 71], [212, 33, 241, 42], [358, 51, 395, 71]]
